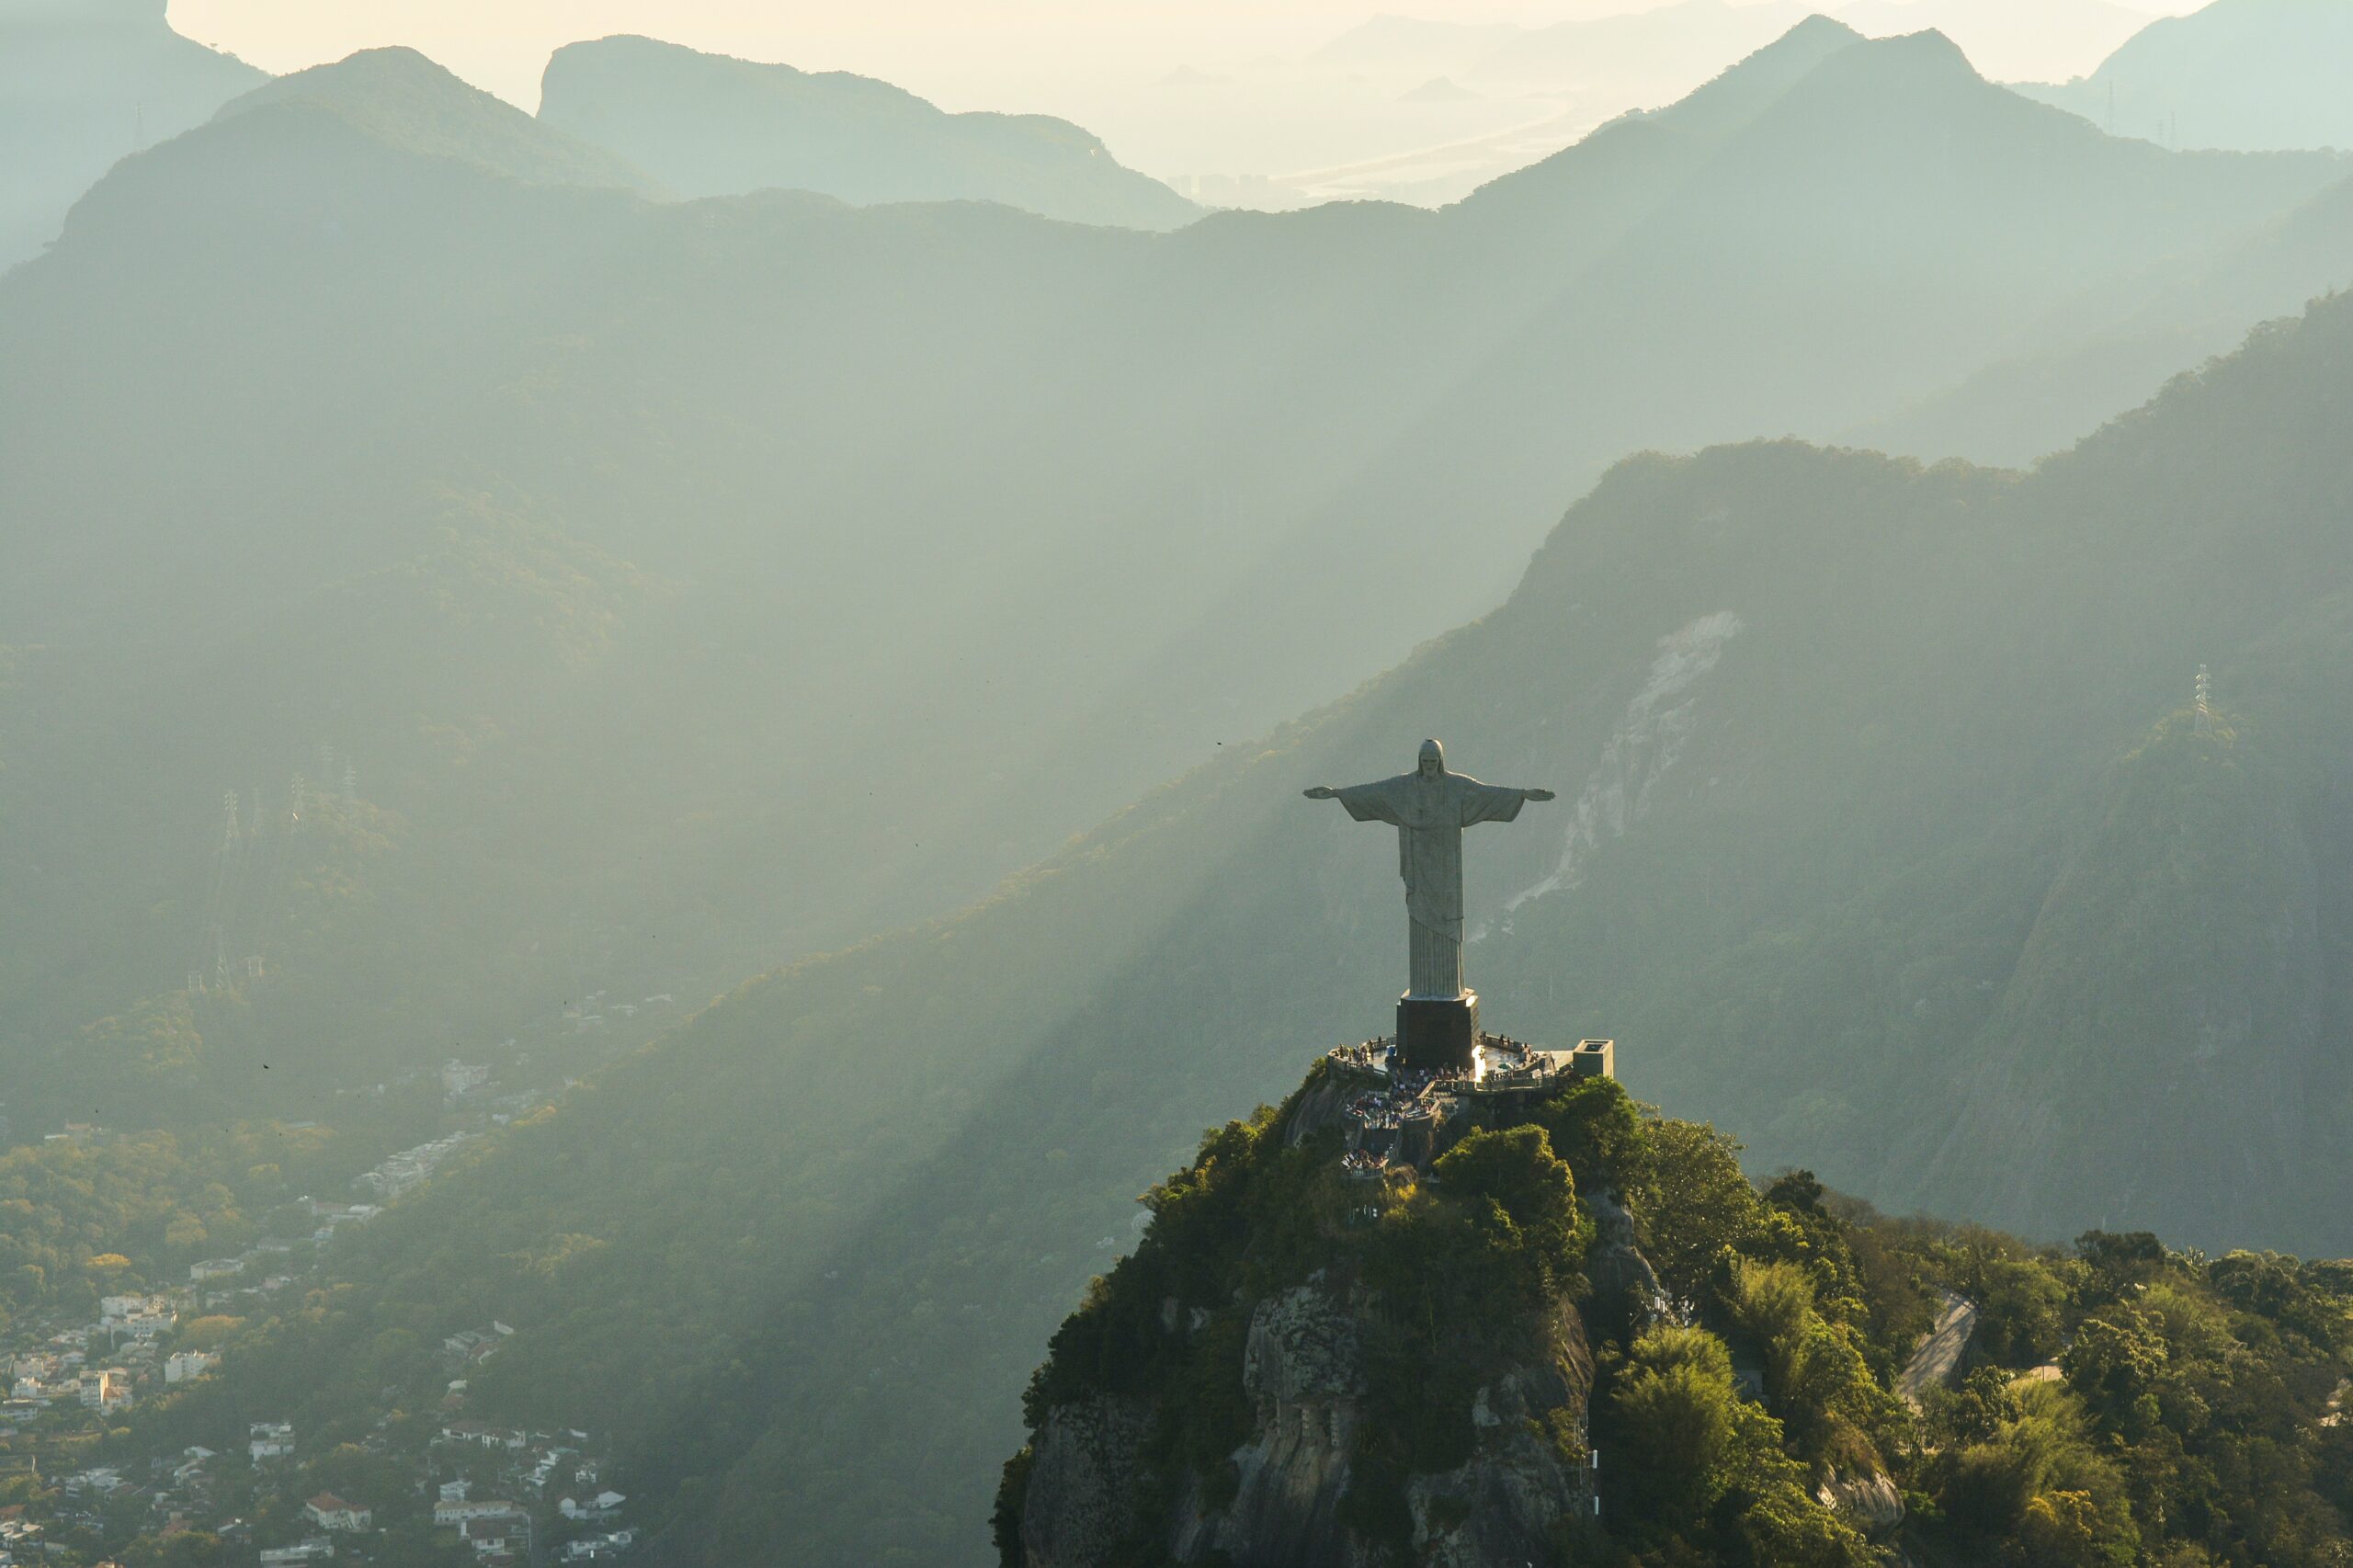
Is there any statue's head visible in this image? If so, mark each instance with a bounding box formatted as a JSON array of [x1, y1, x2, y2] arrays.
[[1417, 738, 1444, 778]]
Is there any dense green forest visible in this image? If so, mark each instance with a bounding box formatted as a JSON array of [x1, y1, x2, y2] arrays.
[[1003, 1068, 2353, 1566], [0, 1093, 446, 1332]]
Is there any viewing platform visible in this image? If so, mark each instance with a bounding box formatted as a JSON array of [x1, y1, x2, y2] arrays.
[[1320, 1033, 1617, 1177]]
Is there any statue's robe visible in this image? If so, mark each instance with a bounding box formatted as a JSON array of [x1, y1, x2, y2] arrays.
[[1331, 768, 1531, 998]]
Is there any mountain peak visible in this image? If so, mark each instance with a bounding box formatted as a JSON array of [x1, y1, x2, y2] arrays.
[[212, 45, 658, 193], [1807, 23, 1986, 91], [224, 43, 460, 104], [1786, 12, 1866, 46], [1653, 13, 1866, 136]]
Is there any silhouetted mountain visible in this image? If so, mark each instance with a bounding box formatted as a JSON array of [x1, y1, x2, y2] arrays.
[[0, 0, 263, 267], [221, 46, 659, 193], [158, 286, 2353, 1565], [537, 34, 1198, 230], [2020, 0, 2353, 152]]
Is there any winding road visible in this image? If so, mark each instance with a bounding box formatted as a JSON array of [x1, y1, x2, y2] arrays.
[[1897, 1290, 1978, 1406]]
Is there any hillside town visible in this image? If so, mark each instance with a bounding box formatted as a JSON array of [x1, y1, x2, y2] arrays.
[[0, 1065, 640, 1565]]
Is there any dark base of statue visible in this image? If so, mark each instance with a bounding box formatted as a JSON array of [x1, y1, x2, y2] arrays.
[[1396, 990, 1478, 1074]]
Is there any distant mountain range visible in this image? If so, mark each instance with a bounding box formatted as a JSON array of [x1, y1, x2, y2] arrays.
[[2019, 0, 2353, 153], [1838, 0, 2153, 81], [0, 14, 1195, 282], [0, 0, 262, 267], [538, 34, 1199, 230], [1312, 0, 2152, 109], [223, 46, 657, 193], [8, 21, 2351, 1131]]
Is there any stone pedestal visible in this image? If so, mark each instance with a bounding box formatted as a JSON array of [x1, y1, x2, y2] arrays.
[[1396, 991, 1478, 1074]]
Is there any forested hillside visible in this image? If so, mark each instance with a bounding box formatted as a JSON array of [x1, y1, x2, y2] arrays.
[[1003, 1068, 2353, 1566], [8, 22, 2351, 1145], [134, 282, 2353, 1564]]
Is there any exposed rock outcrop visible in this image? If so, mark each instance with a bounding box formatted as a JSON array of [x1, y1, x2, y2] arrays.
[[1177, 1279, 1369, 1567], [1018, 1394, 1154, 1568], [1583, 1188, 1669, 1324], [1404, 1298, 1595, 1567], [1816, 1463, 1904, 1535], [1019, 1275, 1595, 1568]]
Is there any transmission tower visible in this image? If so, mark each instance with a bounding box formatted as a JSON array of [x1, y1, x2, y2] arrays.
[[2194, 665, 2212, 734]]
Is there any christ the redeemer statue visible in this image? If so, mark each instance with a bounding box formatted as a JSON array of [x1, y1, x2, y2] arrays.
[[1307, 739, 1552, 1069]]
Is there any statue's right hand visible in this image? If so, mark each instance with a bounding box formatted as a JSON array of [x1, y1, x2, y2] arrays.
[[1303, 786, 1337, 800]]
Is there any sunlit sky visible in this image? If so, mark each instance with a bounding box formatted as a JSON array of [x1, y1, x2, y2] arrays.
[[167, 0, 2211, 187]]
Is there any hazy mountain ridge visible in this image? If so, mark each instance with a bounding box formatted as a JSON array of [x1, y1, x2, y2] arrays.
[[2020, 0, 2353, 153], [0, 0, 263, 267], [217, 46, 661, 194], [537, 33, 1198, 230], [138, 286, 2353, 1564], [8, 17, 2351, 1160]]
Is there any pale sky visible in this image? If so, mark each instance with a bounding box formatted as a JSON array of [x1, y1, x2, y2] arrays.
[[171, 0, 2204, 106], [166, 0, 2211, 189]]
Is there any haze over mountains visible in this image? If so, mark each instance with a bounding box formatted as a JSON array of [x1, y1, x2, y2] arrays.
[[537, 35, 1198, 228], [2022, 0, 2353, 152], [12, 3, 2353, 1563], [0, 0, 261, 267], [13, 18, 2353, 1134]]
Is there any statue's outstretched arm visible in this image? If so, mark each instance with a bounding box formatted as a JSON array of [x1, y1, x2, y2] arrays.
[[1522, 788, 1557, 802], [1303, 786, 1337, 800]]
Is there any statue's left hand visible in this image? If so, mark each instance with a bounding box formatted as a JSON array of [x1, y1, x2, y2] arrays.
[[1303, 786, 1337, 800], [1523, 788, 1557, 801]]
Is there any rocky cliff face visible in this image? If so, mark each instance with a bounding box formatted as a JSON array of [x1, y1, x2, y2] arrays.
[[1006, 1062, 1607, 1568], [1000, 1057, 1927, 1566], [1019, 1273, 1594, 1568], [1019, 1394, 1155, 1568]]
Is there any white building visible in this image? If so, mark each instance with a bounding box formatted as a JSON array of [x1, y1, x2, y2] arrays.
[[304, 1494, 372, 1532], [250, 1421, 295, 1460], [559, 1491, 625, 1523], [77, 1369, 130, 1409], [165, 1350, 218, 1384]]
